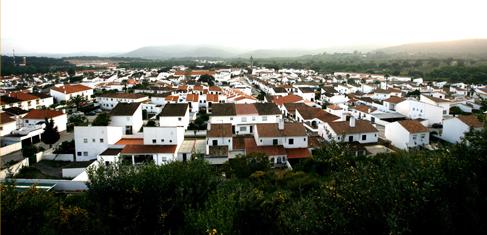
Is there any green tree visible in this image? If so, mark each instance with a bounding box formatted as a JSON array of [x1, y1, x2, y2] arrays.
[[41, 118, 60, 148], [92, 113, 110, 126]]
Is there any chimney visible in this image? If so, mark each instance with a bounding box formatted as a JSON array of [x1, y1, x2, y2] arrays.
[[207, 122, 211, 130], [278, 118, 284, 130], [349, 116, 356, 127]]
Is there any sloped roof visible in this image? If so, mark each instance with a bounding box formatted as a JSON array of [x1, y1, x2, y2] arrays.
[[208, 124, 233, 138], [110, 103, 141, 116], [235, 104, 258, 115], [398, 120, 428, 133], [457, 115, 484, 128], [383, 96, 405, 104], [24, 109, 64, 119], [273, 94, 303, 106], [254, 103, 281, 115], [211, 103, 236, 116], [121, 145, 177, 154], [159, 103, 188, 117], [328, 120, 378, 134], [1, 112, 15, 124], [51, 84, 92, 94]]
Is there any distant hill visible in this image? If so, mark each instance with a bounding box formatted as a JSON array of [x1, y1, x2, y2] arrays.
[[120, 45, 237, 59], [376, 39, 487, 57]]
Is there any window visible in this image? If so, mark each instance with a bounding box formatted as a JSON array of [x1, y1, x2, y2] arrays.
[[241, 117, 247, 122], [100, 138, 104, 143], [239, 126, 246, 132], [412, 135, 417, 140], [304, 138, 306, 141], [92, 138, 95, 143], [25, 120, 29, 123], [230, 117, 233, 120], [152, 139, 156, 143], [288, 138, 294, 145], [169, 140, 172, 143], [273, 139, 278, 145], [178, 117, 182, 121], [252, 116, 256, 121], [421, 134, 426, 139], [83, 138, 88, 143], [262, 116, 268, 121], [161, 139, 164, 142], [83, 152, 88, 156], [362, 135, 366, 141], [77, 152, 82, 156]]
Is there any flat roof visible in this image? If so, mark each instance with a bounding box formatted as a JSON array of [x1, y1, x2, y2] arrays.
[[371, 112, 407, 119], [6, 182, 57, 192], [178, 139, 206, 154]]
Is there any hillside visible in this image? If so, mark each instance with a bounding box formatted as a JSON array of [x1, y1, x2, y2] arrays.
[[120, 45, 236, 59], [376, 39, 487, 57]]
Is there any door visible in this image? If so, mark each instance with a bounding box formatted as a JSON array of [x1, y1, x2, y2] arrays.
[[126, 126, 133, 135], [212, 140, 218, 146], [273, 139, 278, 145], [250, 126, 253, 133], [348, 136, 353, 142], [232, 126, 235, 134], [182, 153, 187, 162]]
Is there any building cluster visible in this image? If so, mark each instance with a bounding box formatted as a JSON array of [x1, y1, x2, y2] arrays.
[[1, 65, 486, 170]]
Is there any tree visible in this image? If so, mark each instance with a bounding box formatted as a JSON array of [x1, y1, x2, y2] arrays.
[[92, 113, 110, 126], [68, 95, 87, 110], [198, 74, 215, 86], [41, 118, 60, 148]]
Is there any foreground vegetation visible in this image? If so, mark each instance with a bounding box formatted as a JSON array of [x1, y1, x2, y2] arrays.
[[2, 127, 487, 234]]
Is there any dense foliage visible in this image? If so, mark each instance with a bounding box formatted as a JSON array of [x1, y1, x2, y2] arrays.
[[1, 56, 75, 76], [2, 127, 487, 234]]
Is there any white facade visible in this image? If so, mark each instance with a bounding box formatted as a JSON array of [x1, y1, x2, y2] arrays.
[[96, 96, 148, 110], [110, 105, 143, 134], [23, 114, 68, 132], [74, 126, 124, 160], [395, 100, 443, 126], [442, 117, 483, 143], [143, 126, 185, 147], [385, 122, 429, 150], [0, 119, 16, 136], [50, 88, 93, 102]]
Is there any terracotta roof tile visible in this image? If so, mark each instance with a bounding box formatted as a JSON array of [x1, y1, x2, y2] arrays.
[[286, 148, 311, 159], [121, 144, 177, 154], [273, 94, 303, 106], [235, 104, 258, 115], [115, 138, 144, 145], [186, 94, 199, 102], [1, 112, 15, 124], [383, 96, 405, 104], [328, 120, 378, 134], [457, 115, 484, 128], [398, 120, 428, 133], [51, 84, 92, 94], [23, 109, 64, 119], [206, 94, 219, 102], [208, 124, 233, 137]]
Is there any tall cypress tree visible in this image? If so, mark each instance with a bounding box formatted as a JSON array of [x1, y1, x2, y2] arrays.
[[41, 118, 60, 148]]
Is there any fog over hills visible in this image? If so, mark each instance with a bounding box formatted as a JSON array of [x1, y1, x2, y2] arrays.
[[375, 39, 487, 57]]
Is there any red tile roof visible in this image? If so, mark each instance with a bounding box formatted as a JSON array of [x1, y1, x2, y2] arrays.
[[209, 86, 222, 92], [398, 120, 428, 133], [206, 94, 219, 102], [273, 94, 303, 106], [23, 109, 64, 119], [98, 93, 147, 99], [328, 120, 378, 134], [208, 124, 233, 138], [352, 105, 377, 114], [285, 148, 311, 159], [121, 145, 177, 154], [457, 115, 484, 128], [8, 92, 39, 101], [116, 138, 144, 145], [51, 84, 92, 94], [246, 145, 286, 156], [383, 96, 404, 104], [1, 112, 15, 124], [235, 104, 258, 115], [186, 94, 199, 102]]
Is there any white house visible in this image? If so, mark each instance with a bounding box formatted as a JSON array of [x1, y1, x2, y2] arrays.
[[22, 109, 67, 132], [420, 95, 451, 116], [395, 99, 444, 126], [159, 103, 190, 129], [96, 93, 148, 110], [0, 113, 17, 136], [442, 115, 484, 143], [323, 117, 379, 143], [385, 120, 429, 150], [74, 126, 124, 161], [50, 84, 93, 102], [109, 103, 143, 134]]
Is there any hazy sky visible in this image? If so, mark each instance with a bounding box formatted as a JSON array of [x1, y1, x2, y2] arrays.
[[2, 0, 487, 54]]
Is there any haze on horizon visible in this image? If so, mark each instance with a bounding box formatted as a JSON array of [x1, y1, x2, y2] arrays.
[[2, 0, 487, 55]]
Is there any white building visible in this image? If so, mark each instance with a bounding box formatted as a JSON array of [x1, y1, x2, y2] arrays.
[[74, 126, 124, 160], [385, 120, 430, 150], [395, 99, 444, 126], [109, 103, 143, 134], [50, 84, 93, 102], [442, 115, 484, 143], [22, 109, 67, 132], [0, 113, 17, 136], [96, 93, 148, 110], [159, 103, 190, 129], [323, 117, 379, 144]]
